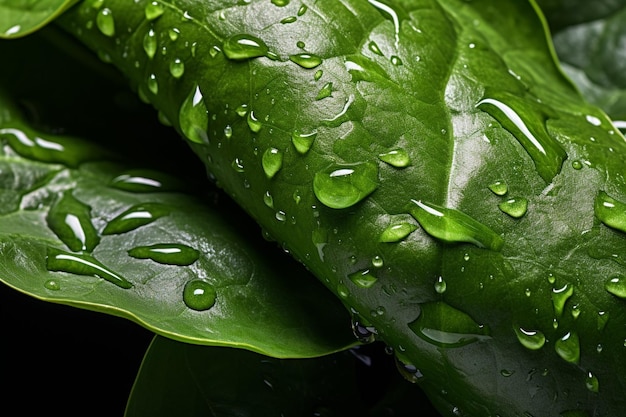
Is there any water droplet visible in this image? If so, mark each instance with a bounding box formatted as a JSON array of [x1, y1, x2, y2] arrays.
[[605, 275, 626, 298], [46, 247, 132, 289], [102, 203, 170, 235], [378, 148, 411, 168], [595, 191, 626, 234], [477, 92, 567, 183], [275, 210, 286, 222], [498, 197, 528, 218], [408, 301, 490, 348], [128, 243, 199, 266], [263, 190, 274, 208], [261, 148, 283, 179], [500, 369, 514, 377], [280, 16, 297, 24], [291, 130, 317, 154], [488, 181, 508, 196], [552, 283, 574, 317], [313, 162, 379, 209], [46, 191, 100, 252], [597, 311, 609, 331], [316, 82, 333, 100], [247, 110, 263, 132], [179, 85, 208, 144], [147, 73, 159, 94], [314, 69, 323, 81], [555, 332, 580, 364], [380, 222, 417, 242], [144, 1, 164, 20], [434, 276, 447, 294], [169, 58, 185, 78], [231, 157, 245, 172], [292, 190, 301, 204], [572, 160, 583, 170], [44, 279, 61, 291], [571, 304, 581, 319], [297, 4, 308, 15], [96, 8, 115, 37], [222, 125, 233, 139], [585, 371, 599, 393], [351, 318, 377, 343], [289, 53, 323, 69], [596, 343, 603, 353], [271, 0, 290, 6], [349, 269, 378, 288], [183, 279, 217, 311], [390, 55, 403, 66], [143, 28, 157, 58], [585, 114, 602, 126], [223, 34, 269, 60], [395, 357, 423, 383], [109, 169, 182, 192], [368, 41, 383, 56], [337, 282, 350, 299], [514, 326, 546, 350], [408, 200, 504, 251], [168, 27, 180, 41]]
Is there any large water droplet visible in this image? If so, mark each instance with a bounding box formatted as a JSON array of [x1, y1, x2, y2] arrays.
[[128, 243, 199, 266], [44, 279, 61, 291], [408, 301, 490, 348], [96, 8, 115, 37], [434, 276, 447, 294], [169, 58, 185, 78], [552, 283, 574, 318], [498, 197, 528, 218], [145, 1, 165, 20], [223, 34, 269, 60], [46, 247, 132, 289], [595, 191, 626, 234], [378, 148, 411, 168], [143, 28, 157, 59], [351, 318, 377, 343], [109, 169, 182, 192], [368, 41, 383, 56], [316, 82, 333, 100], [585, 371, 599, 393], [488, 181, 508, 196], [555, 331, 580, 364], [179, 85, 208, 144], [380, 222, 417, 242], [46, 191, 100, 252], [271, 0, 290, 6], [408, 200, 504, 251], [289, 53, 323, 69], [291, 130, 317, 154], [605, 275, 626, 298], [102, 203, 170, 235], [349, 269, 378, 288], [514, 326, 546, 350], [247, 111, 263, 132], [261, 147, 283, 179], [313, 162, 379, 209], [183, 279, 217, 311], [147, 73, 159, 94], [477, 91, 567, 183]]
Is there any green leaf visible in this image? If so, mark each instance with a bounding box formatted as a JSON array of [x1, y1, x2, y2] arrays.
[[127, 336, 438, 417], [537, 0, 626, 119], [56, 0, 626, 415], [0, 90, 355, 359], [0, 0, 79, 39]]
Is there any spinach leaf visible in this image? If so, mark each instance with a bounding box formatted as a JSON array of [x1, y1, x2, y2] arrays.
[[0, 0, 79, 38], [538, 0, 626, 120], [53, 0, 626, 415], [128, 337, 434, 417], [0, 84, 355, 359]]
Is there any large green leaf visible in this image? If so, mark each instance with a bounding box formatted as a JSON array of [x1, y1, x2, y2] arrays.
[[538, 1, 626, 120], [0, 0, 79, 38], [56, 0, 626, 415], [127, 337, 437, 417], [0, 87, 355, 359]]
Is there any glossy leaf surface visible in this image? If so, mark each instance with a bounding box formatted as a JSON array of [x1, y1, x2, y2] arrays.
[[54, 0, 626, 415], [0, 0, 78, 38], [0, 82, 355, 360]]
